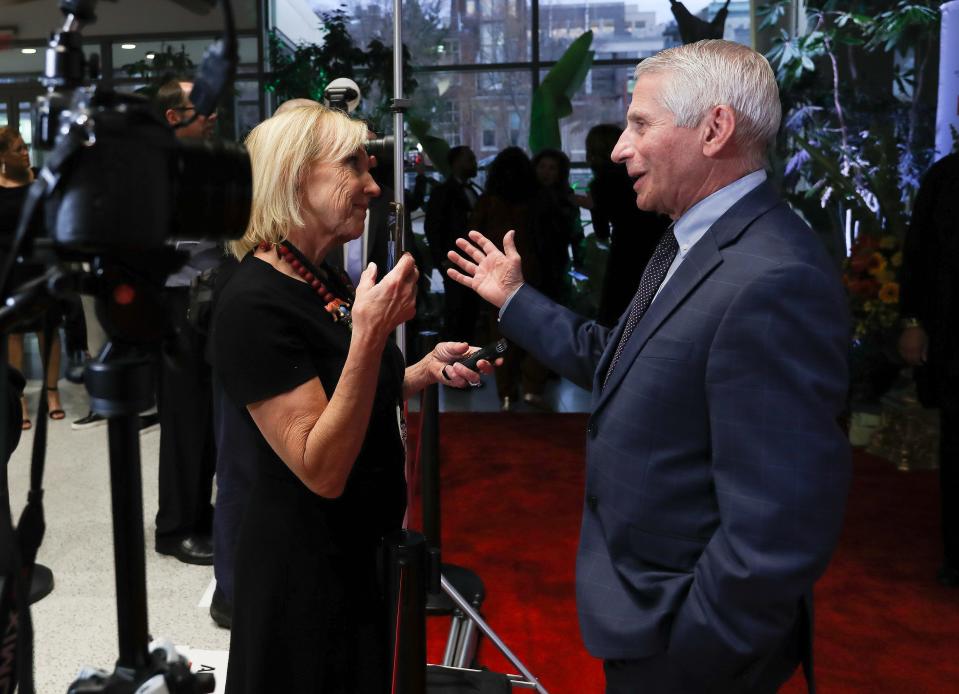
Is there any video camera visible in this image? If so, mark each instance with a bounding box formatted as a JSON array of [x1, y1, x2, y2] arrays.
[[0, 1, 251, 692]]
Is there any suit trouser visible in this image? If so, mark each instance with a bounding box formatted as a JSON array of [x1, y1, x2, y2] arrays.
[[941, 391, 959, 569], [211, 375, 255, 603], [155, 288, 215, 543], [603, 622, 800, 694]]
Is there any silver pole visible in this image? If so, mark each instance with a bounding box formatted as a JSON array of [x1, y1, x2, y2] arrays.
[[440, 575, 550, 694], [393, 0, 406, 359]]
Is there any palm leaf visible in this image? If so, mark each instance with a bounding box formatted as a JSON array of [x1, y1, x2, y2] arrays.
[[529, 31, 594, 153]]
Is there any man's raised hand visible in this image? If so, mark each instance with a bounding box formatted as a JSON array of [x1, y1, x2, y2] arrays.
[[446, 230, 524, 308]]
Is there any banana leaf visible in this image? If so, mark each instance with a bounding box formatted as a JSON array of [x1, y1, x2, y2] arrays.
[[529, 31, 594, 154], [408, 116, 452, 179]]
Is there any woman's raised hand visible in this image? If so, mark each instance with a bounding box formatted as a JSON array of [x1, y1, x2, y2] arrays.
[[446, 230, 524, 308], [351, 253, 419, 344]]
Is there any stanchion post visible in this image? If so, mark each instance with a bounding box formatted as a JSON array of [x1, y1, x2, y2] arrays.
[[418, 330, 441, 549], [385, 529, 427, 694]]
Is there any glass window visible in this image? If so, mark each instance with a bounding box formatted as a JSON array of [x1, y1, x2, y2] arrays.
[[225, 80, 263, 142], [411, 70, 531, 162], [539, 0, 751, 62], [310, 0, 533, 68], [0, 103, 7, 128], [17, 102, 32, 146], [537, 66, 631, 160]]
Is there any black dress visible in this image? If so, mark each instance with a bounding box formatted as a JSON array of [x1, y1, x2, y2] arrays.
[[0, 183, 52, 333], [211, 252, 407, 693]]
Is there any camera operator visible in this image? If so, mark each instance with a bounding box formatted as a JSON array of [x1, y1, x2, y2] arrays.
[[211, 102, 495, 692], [151, 78, 221, 565]]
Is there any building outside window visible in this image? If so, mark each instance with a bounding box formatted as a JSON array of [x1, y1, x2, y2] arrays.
[[308, 0, 752, 165]]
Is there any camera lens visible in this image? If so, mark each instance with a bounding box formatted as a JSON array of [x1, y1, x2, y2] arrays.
[[173, 138, 252, 242]]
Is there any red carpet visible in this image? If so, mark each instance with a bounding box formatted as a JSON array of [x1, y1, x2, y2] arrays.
[[408, 412, 959, 693]]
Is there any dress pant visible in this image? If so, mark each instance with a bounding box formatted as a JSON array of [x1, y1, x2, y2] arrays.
[[155, 287, 215, 543], [211, 375, 255, 603], [604, 623, 800, 694]]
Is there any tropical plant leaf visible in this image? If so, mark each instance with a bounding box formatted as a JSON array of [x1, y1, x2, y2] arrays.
[[529, 31, 594, 153]]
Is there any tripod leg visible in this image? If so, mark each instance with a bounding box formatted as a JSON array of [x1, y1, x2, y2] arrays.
[[454, 618, 479, 669], [106, 414, 150, 674], [442, 614, 462, 666], [441, 574, 549, 694]]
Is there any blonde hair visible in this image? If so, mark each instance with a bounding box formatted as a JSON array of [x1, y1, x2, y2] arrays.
[[635, 40, 781, 167], [230, 103, 369, 259]]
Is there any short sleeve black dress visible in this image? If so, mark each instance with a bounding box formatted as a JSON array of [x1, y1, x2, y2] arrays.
[[211, 252, 407, 694], [0, 182, 54, 333]]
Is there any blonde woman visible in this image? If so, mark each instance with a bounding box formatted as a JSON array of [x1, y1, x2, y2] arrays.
[[211, 103, 495, 693]]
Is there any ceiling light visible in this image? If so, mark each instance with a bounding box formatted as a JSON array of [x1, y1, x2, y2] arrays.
[[20, 48, 37, 54], [146, 52, 156, 60], [120, 43, 136, 50]]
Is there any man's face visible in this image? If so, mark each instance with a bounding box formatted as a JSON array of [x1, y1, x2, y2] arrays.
[[610, 72, 704, 220], [166, 82, 217, 140]]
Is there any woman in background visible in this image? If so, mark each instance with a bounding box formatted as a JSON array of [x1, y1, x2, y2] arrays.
[[0, 127, 65, 427], [531, 148, 584, 303], [469, 146, 551, 410]]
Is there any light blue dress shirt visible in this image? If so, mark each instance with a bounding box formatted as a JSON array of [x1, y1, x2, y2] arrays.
[[499, 168, 767, 317], [653, 168, 767, 303]]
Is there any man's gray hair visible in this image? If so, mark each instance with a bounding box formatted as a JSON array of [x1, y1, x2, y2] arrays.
[[635, 40, 781, 163]]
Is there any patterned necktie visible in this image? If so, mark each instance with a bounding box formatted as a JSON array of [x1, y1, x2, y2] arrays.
[[602, 227, 679, 389]]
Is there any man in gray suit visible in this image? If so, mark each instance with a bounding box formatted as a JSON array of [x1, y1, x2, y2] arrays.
[[449, 40, 850, 693]]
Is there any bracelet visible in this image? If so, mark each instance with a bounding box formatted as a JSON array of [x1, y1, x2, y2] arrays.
[[900, 317, 922, 329]]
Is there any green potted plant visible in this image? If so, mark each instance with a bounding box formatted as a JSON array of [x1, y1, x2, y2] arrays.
[[759, 0, 942, 410]]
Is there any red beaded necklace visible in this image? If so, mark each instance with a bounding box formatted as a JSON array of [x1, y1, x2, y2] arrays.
[[258, 239, 354, 328]]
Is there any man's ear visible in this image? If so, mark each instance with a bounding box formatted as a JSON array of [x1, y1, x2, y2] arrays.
[[164, 108, 180, 127], [701, 104, 737, 158]]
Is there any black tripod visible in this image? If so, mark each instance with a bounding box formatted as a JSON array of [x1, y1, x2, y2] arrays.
[[67, 343, 213, 693]]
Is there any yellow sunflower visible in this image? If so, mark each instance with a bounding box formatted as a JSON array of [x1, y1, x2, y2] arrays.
[[878, 282, 899, 304]]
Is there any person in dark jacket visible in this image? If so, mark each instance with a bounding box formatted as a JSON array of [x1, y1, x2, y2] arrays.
[[898, 151, 959, 587], [585, 124, 671, 327], [424, 146, 481, 342]]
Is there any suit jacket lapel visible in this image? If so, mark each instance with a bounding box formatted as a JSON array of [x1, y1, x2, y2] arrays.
[[593, 181, 782, 411], [594, 235, 722, 409]]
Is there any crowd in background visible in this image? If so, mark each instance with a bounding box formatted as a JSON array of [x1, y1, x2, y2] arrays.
[[422, 131, 670, 410]]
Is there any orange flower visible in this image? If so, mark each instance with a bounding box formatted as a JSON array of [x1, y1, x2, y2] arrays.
[[866, 252, 887, 275], [878, 282, 899, 304]]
